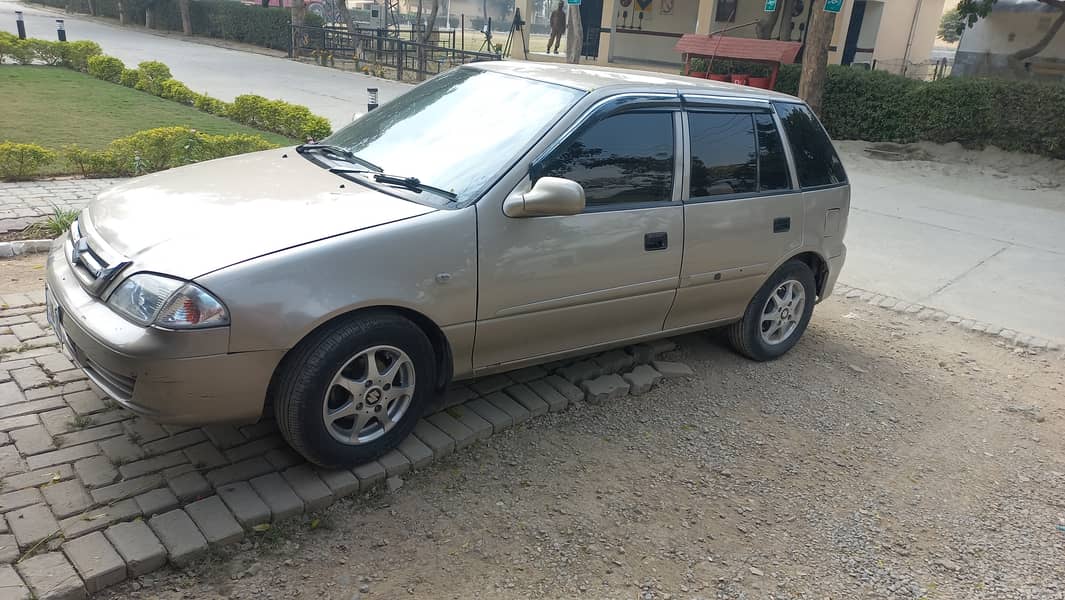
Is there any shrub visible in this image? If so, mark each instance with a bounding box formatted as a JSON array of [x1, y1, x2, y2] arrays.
[[103, 126, 277, 175], [87, 54, 125, 83], [134, 60, 172, 95], [119, 67, 140, 87], [28, 39, 64, 65], [40, 205, 81, 238], [59, 39, 102, 71], [9, 39, 37, 64], [159, 78, 196, 105], [0, 31, 18, 64], [193, 93, 230, 116], [0, 142, 57, 181], [228, 94, 332, 141]]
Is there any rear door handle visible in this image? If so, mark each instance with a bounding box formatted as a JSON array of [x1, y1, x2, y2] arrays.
[[644, 232, 668, 251], [773, 217, 791, 233]]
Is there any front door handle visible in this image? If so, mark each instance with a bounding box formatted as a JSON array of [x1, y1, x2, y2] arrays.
[[644, 232, 668, 251]]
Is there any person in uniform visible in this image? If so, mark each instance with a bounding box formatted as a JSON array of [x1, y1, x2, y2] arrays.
[[547, 0, 566, 54]]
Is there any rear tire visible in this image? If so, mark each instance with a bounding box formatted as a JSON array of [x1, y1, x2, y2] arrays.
[[274, 312, 436, 468], [728, 260, 816, 361]]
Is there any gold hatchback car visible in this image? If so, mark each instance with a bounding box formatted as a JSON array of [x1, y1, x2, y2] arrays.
[[46, 62, 849, 467]]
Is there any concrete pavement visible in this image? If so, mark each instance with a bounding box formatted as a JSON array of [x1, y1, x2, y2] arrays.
[[0, 0, 410, 129]]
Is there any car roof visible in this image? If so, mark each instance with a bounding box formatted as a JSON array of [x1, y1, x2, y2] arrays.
[[469, 61, 801, 102]]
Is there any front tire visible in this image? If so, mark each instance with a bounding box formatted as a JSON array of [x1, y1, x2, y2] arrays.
[[274, 312, 436, 468], [728, 260, 816, 361]]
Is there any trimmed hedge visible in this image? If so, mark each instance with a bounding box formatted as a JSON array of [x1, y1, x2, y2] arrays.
[[26, 0, 321, 52], [87, 54, 124, 82], [0, 34, 101, 70], [63, 127, 277, 177], [774, 64, 1065, 159], [228, 94, 332, 141], [0, 143, 57, 181]]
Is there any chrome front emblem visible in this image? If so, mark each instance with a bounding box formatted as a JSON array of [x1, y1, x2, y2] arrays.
[[70, 237, 89, 267]]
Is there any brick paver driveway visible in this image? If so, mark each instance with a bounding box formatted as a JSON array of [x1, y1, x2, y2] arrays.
[[0, 290, 683, 597]]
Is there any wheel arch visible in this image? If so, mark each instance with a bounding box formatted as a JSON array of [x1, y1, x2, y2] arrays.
[[784, 250, 830, 299]]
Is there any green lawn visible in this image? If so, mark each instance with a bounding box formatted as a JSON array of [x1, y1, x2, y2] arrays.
[[0, 66, 294, 173]]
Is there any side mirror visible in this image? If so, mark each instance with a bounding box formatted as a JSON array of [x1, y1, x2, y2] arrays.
[[503, 177, 586, 218]]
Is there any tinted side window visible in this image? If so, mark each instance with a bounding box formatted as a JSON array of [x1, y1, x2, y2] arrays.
[[774, 102, 847, 188], [754, 113, 791, 191], [688, 112, 757, 198], [539, 111, 674, 206]]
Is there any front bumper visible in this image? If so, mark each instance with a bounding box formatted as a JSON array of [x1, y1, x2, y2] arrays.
[[46, 239, 283, 424]]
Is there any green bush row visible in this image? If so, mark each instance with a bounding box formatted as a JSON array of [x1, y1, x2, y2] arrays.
[[84, 54, 332, 140], [774, 64, 1065, 159], [0, 127, 278, 181], [26, 0, 321, 52], [0, 32, 102, 70]]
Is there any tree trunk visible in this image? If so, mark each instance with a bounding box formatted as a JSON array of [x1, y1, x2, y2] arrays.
[[336, 0, 356, 32], [117, 0, 126, 24], [777, 0, 796, 40], [798, 0, 835, 116], [179, 0, 192, 35], [65, 0, 75, 14], [87, 0, 96, 16], [144, 4, 152, 28], [292, 0, 306, 27], [565, 4, 581, 63], [422, 0, 439, 41], [755, 5, 781, 39], [1007, 5, 1065, 75]]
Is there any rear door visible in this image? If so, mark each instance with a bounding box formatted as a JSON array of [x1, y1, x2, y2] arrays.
[[664, 98, 805, 329]]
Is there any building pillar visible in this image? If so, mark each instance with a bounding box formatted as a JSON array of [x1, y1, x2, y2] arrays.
[[695, 0, 717, 34], [827, 0, 854, 64], [598, 0, 614, 64]]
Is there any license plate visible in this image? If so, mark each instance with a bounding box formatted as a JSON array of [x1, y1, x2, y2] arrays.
[[45, 287, 69, 354]]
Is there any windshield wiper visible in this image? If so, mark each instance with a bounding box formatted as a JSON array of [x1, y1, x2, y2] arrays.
[[296, 144, 382, 172], [330, 168, 458, 202]]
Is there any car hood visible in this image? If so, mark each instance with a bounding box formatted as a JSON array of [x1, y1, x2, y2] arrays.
[[83, 149, 436, 279]]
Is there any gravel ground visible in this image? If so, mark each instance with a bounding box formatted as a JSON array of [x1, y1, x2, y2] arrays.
[[98, 297, 1065, 600]]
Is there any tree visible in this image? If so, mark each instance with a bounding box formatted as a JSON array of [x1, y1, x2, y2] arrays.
[[955, 0, 1065, 72], [421, 0, 440, 41], [292, 0, 306, 27], [756, 0, 799, 40], [797, 0, 836, 115], [179, 0, 192, 35], [336, 0, 356, 32], [565, 4, 581, 63], [938, 8, 964, 42]]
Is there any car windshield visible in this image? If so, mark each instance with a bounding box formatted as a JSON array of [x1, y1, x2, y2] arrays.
[[323, 68, 584, 204]]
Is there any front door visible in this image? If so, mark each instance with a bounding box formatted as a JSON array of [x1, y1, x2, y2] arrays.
[[474, 106, 683, 368], [665, 102, 804, 330]]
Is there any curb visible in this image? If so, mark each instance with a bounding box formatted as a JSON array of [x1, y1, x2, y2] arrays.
[[0, 239, 52, 258], [835, 282, 1062, 354]]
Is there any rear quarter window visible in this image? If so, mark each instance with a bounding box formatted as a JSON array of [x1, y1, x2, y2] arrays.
[[773, 102, 847, 188]]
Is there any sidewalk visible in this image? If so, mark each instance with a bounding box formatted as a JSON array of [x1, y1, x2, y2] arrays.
[[0, 178, 125, 234]]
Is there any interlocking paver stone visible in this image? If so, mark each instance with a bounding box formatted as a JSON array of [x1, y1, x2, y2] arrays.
[[282, 465, 333, 512], [135, 488, 179, 517], [623, 364, 663, 395], [485, 391, 531, 425], [0, 563, 30, 599], [504, 384, 550, 418], [73, 456, 118, 489], [10, 366, 49, 390], [205, 457, 273, 488], [148, 509, 208, 567], [42, 480, 93, 519], [202, 425, 245, 450], [39, 407, 76, 436], [316, 468, 360, 498], [59, 499, 140, 539], [413, 420, 456, 458], [438, 385, 477, 409], [581, 374, 630, 404], [527, 379, 569, 412], [15, 551, 87, 600], [64, 390, 106, 416], [0, 488, 43, 513], [558, 360, 601, 384], [0, 397, 67, 422], [507, 365, 549, 383], [10, 322, 45, 341], [217, 482, 271, 528], [625, 343, 657, 364], [104, 520, 166, 577], [544, 375, 585, 403], [118, 450, 187, 479], [27, 443, 98, 470], [0, 444, 27, 476], [183, 441, 228, 470], [651, 360, 695, 378], [396, 434, 433, 469], [464, 398, 512, 433], [594, 349, 634, 373], [469, 373, 512, 395], [36, 354, 75, 375], [377, 449, 411, 476], [56, 423, 125, 447], [427, 411, 477, 449], [11, 425, 53, 456], [142, 430, 206, 456], [647, 339, 677, 355], [265, 447, 303, 471], [123, 418, 167, 444], [445, 406, 491, 442], [0, 381, 23, 406], [62, 532, 127, 593], [0, 414, 40, 433], [224, 436, 284, 464], [168, 470, 212, 502], [8, 503, 60, 549], [0, 533, 17, 563], [90, 474, 162, 505], [186, 496, 244, 547], [352, 461, 386, 489], [248, 473, 303, 520]]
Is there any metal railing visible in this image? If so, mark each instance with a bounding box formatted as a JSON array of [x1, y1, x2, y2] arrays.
[[291, 24, 499, 80]]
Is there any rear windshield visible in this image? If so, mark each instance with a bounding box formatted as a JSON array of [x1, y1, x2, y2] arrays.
[[325, 68, 584, 204], [773, 102, 847, 188]]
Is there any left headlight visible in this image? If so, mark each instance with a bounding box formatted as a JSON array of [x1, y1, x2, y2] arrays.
[[108, 273, 230, 329]]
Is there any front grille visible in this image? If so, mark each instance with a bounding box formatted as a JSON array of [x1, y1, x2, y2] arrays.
[[66, 219, 131, 297]]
